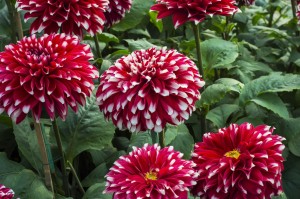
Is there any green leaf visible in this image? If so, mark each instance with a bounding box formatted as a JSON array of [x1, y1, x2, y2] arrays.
[[83, 182, 112, 199], [81, 163, 108, 187], [240, 73, 300, 105], [201, 38, 239, 70], [199, 84, 230, 107], [128, 132, 152, 150], [88, 147, 119, 166], [250, 93, 289, 118], [149, 11, 163, 32], [97, 32, 119, 44], [0, 153, 53, 199], [233, 60, 273, 73], [112, 0, 153, 31], [164, 125, 179, 146], [282, 153, 300, 199], [124, 38, 157, 51], [13, 119, 43, 173], [288, 132, 300, 157], [168, 124, 194, 159], [57, 93, 115, 161], [206, 104, 240, 128]]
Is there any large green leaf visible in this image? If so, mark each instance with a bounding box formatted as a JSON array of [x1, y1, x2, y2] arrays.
[[240, 73, 300, 105], [128, 132, 152, 151], [13, 118, 43, 173], [282, 153, 300, 199], [199, 80, 242, 107], [233, 60, 273, 73], [0, 153, 53, 199], [201, 38, 239, 70], [57, 93, 115, 161], [124, 38, 157, 51], [250, 93, 289, 118], [112, 0, 153, 31], [288, 130, 300, 157], [168, 124, 194, 159], [206, 104, 240, 128], [81, 163, 108, 187], [83, 182, 112, 199], [164, 125, 179, 146]]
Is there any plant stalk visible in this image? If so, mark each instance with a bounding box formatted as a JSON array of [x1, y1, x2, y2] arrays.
[[192, 23, 204, 78], [159, 129, 165, 148], [67, 161, 85, 195], [291, 0, 297, 19], [52, 119, 70, 196], [5, 0, 17, 43], [33, 121, 54, 192], [93, 34, 102, 59], [192, 23, 207, 138]]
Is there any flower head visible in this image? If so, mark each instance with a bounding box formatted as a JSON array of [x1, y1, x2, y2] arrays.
[[16, 0, 109, 37], [0, 34, 99, 123], [104, 0, 132, 28], [105, 144, 198, 199], [0, 184, 14, 199], [191, 123, 285, 199], [96, 47, 204, 133], [151, 0, 238, 28]]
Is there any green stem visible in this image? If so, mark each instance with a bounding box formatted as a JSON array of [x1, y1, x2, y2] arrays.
[[52, 119, 70, 196], [5, 0, 17, 43], [67, 161, 85, 195], [192, 23, 207, 138], [93, 34, 102, 59], [159, 129, 165, 148], [291, 0, 297, 19], [192, 23, 204, 78], [33, 121, 54, 193]]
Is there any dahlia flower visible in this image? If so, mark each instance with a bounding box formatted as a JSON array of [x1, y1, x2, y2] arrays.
[[16, 0, 109, 37], [151, 0, 238, 28], [104, 143, 198, 199], [191, 123, 285, 199], [96, 47, 204, 133], [0, 34, 99, 123], [0, 184, 14, 199], [104, 0, 132, 28]]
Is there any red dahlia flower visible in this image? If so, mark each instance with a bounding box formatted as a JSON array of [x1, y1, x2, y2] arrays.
[[0, 34, 99, 123], [16, 0, 109, 37], [96, 47, 204, 133], [104, 0, 132, 28], [0, 184, 14, 199], [151, 0, 238, 28], [191, 123, 285, 199], [104, 144, 198, 199]]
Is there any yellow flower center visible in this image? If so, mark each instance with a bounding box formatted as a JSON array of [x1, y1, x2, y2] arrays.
[[224, 149, 240, 159], [145, 171, 157, 181]]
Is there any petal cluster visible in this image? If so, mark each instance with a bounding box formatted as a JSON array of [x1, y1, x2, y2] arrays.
[[96, 47, 204, 133], [151, 0, 238, 28], [105, 144, 198, 199], [105, 0, 132, 28], [0, 34, 99, 123], [16, 0, 109, 37], [0, 184, 14, 199], [191, 123, 285, 199]]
